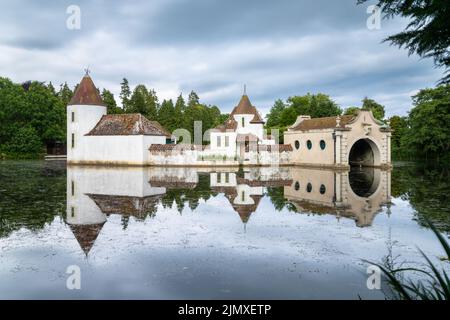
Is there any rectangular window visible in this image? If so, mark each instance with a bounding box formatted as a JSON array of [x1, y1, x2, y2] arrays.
[[71, 207, 75, 218], [241, 117, 245, 127], [71, 133, 75, 149], [225, 173, 229, 183], [225, 136, 229, 147], [217, 136, 221, 147], [241, 191, 245, 202], [71, 180, 75, 196], [217, 173, 221, 183], [71, 112, 75, 122]]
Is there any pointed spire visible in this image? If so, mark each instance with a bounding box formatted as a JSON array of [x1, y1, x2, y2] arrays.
[[68, 70, 105, 106], [243, 84, 247, 95]]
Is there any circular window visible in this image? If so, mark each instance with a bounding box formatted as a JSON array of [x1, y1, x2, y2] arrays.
[[320, 184, 326, 194], [307, 140, 312, 150], [294, 181, 300, 191], [306, 183, 312, 193], [320, 140, 326, 150], [295, 140, 300, 150]]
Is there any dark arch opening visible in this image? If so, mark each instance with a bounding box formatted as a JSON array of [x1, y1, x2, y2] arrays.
[[348, 167, 379, 197], [349, 139, 375, 167]]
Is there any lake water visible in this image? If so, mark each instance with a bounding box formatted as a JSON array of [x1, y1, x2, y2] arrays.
[[0, 161, 448, 299]]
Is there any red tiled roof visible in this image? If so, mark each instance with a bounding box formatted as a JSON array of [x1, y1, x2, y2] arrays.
[[231, 95, 264, 123], [291, 115, 355, 131], [211, 118, 238, 132], [87, 194, 162, 219], [69, 222, 105, 255], [86, 114, 171, 137], [68, 75, 105, 106], [213, 94, 264, 132]]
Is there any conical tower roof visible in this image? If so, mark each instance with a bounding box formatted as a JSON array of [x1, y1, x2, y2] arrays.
[[230, 95, 264, 124], [69, 222, 105, 256], [68, 74, 105, 106]]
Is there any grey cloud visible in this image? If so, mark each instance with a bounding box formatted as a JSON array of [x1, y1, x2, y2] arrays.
[[0, 0, 443, 117]]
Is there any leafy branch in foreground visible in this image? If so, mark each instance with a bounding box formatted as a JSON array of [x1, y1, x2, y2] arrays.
[[366, 218, 450, 300], [357, 0, 450, 84]]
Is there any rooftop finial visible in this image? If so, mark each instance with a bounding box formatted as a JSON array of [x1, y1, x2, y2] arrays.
[[243, 84, 247, 95], [84, 67, 91, 76]]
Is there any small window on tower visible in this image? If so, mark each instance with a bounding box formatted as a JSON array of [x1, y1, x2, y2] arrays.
[[71, 133, 75, 149], [71, 112, 75, 122], [241, 117, 245, 127], [217, 136, 221, 147]]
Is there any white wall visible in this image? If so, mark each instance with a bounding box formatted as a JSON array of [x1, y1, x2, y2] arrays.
[[67, 104, 106, 163], [210, 132, 237, 155], [68, 135, 166, 165]]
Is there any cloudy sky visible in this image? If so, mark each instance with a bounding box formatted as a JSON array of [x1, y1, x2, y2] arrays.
[[0, 0, 443, 116]]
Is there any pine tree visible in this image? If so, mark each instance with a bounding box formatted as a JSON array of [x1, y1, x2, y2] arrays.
[[146, 88, 159, 120], [58, 82, 73, 106], [128, 84, 148, 114], [187, 90, 200, 108], [158, 99, 175, 131], [174, 94, 186, 129], [101, 89, 121, 114], [119, 78, 131, 110]]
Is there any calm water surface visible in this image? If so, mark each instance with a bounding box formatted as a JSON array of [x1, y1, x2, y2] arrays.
[[0, 161, 449, 299]]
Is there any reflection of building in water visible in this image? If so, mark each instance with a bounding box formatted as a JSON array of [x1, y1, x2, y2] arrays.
[[211, 168, 292, 224], [66, 167, 168, 255], [284, 167, 391, 227]]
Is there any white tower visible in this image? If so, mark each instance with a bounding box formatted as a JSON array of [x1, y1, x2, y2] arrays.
[[67, 71, 107, 163]]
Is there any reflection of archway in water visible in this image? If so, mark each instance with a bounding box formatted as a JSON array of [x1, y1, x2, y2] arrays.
[[348, 139, 380, 167], [349, 167, 380, 197]]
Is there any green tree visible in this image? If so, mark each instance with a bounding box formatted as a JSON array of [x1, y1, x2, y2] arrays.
[[358, 0, 450, 84], [5, 126, 43, 156], [119, 78, 131, 109], [362, 97, 385, 120], [158, 99, 175, 131], [266, 93, 342, 128], [187, 90, 200, 108], [279, 107, 298, 127], [146, 88, 159, 120], [57, 82, 73, 106], [389, 115, 408, 158], [402, 85, 450, 161], [344, 106, 361, 116], [174, 94, 186, 129], [266, 99, 286, 127], [101, 89, 122, 114]]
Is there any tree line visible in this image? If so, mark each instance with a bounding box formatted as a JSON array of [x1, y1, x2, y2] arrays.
[[0, 77, 228, 158]]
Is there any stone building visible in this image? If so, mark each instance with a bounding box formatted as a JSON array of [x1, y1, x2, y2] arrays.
[[284, 110, 392, 168]]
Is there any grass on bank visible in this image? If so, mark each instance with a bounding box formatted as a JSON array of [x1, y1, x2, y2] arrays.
[[367, 218, 449, 300]]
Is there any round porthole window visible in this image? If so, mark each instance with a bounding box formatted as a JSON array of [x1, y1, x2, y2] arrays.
[[306, 183, 312, 193], [320, 184, 326, 194], [320, 140, 326, 150], [295, 140, 300, 150], [294, 181, 300, 191], [307, 140, 312, 150]]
